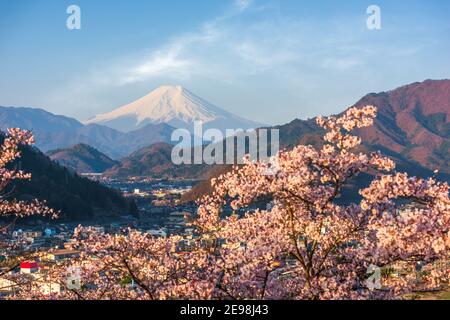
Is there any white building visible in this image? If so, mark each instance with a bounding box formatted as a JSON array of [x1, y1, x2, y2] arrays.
[[146, 229, 168, 238]]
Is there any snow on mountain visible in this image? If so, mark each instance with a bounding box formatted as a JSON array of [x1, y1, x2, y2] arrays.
[[84, 85, 264, 133]]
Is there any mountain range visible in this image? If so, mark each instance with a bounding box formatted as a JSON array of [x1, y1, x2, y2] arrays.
[[85, 85, 263, 133], [100, 80, 449, 201], [0, 106, 175, 159], [0, 86, 263, 159], [181, 80, 449, 201], [0, 79, 448, 214], [1, 80, 448, 181]]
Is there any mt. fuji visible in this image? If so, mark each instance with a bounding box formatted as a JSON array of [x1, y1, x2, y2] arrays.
[[84, 85, 264, 133]]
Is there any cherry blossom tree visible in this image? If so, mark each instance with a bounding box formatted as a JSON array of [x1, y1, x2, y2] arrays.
[[0, 129, 56, 287], [193, 106, 449, 299], [14, 227, 215, 300], [12, 107, 449, 300]]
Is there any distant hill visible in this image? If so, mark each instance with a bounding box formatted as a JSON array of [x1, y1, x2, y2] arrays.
[[2, 136, 138, 221], [353, 79, 449, 173], [266, 79, 450, 174], [115, 123, 176, 155], [0, 106, 175, 158], [47, 144, 118, 174], [104, 142, 214, 179]]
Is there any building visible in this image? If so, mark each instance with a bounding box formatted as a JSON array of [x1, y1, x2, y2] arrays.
[[0, 276, 17, 294], [23, 230, 43, 238], [0, 261, 63, 295], [63, 239, 77, 249], [44, 228, 57, 237], [90, 226, 105, 234], [27, 237, 47, 250], [20, 261, 39, 274], [146, 229, 167, 238], [47, 249, 80, 262]]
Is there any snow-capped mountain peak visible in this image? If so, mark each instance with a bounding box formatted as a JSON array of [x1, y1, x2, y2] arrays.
[[84, 85, 263, 133]]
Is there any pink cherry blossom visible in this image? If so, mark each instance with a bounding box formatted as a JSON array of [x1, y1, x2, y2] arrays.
[[9, 107, 450, 300]]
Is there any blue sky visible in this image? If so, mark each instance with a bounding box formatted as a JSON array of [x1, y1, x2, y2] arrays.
[[0, 0, 449, 125]]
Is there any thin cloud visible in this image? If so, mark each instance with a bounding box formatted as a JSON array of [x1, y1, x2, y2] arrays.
[[234, 0, 253, 12], [49, 0, 426, 123], [118, 46, 192, 85]]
